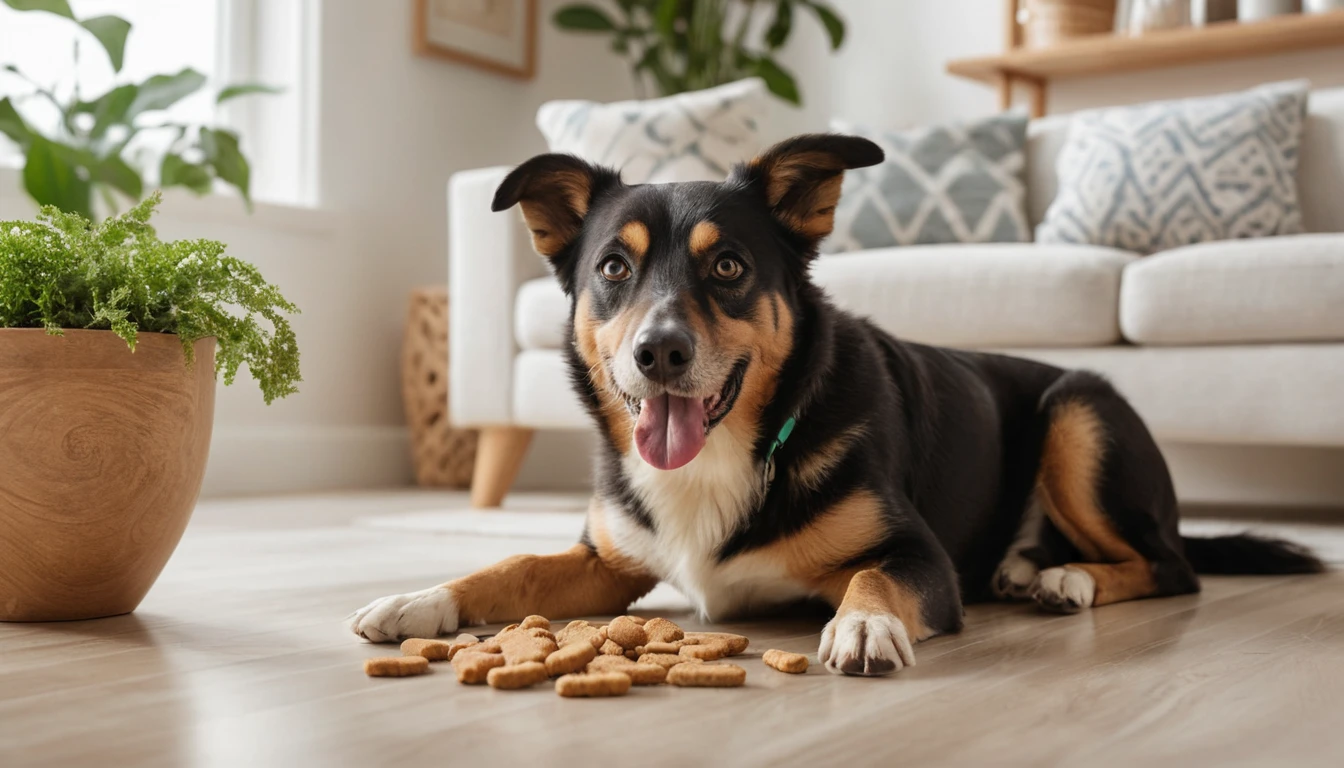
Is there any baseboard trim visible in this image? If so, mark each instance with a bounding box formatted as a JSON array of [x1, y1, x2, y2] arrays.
[[202, 425, 412, 497]]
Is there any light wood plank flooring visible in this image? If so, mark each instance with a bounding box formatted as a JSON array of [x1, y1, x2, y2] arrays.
[[2, 492, 1342, 767]]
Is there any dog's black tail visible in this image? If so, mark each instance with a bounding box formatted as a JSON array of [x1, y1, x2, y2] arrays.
[[1181, 533, 1327, 575]]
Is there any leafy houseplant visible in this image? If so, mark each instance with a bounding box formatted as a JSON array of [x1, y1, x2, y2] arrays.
[[0, 0, 278, 219], [553, 0, 845, 105], [0, 195, 299, 622]]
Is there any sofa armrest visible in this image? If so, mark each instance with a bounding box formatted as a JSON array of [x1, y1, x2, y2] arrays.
[[448, 166, 547, 426]]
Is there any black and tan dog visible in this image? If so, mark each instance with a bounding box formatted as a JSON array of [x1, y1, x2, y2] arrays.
[[351, 135, 1324, 675]]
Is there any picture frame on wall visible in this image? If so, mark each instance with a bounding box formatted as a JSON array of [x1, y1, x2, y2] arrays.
[[413, 0, 537, 79]]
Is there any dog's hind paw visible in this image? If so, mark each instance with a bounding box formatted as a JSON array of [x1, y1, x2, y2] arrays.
[[992, 553, 1040, 600], [1031, 567, 1095, 614], [818, 611, 914, 677], [349, 587, 459, 643]]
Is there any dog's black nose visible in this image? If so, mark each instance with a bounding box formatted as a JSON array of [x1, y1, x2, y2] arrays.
[[634, 327, 695, 382]]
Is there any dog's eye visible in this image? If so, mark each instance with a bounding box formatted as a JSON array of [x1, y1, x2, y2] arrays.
[[599, 256, 631, 282], [712, 255, 744, 282]]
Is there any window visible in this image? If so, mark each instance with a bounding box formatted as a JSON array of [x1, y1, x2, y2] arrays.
[[0, 0, 317, 207]]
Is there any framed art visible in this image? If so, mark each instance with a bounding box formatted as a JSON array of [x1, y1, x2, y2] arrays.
[[413, 0, 537, 79]]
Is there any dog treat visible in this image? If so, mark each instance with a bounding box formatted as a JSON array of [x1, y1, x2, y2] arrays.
[[586, 654, 635, 672], [555, 672, 632, 698], [556, 620, 607, 650], [487, 661, 550, 690], [600, 638, 627, 656], [400, 638, 454, 661], [643, 618, 684, 644], [684, 632, 749, 655], [526, 627, 557, 643], [637, 652, 701, 671], [520, 615, 551, 631], [364, 656, 430, 677], [453, 651, 507, 684], [636, 641, 683, 655], [500, 631, 556, 665], [545, 641, 598, 677], [679, 641, 732, 661], [668, 663, 746, 688], [763, 649, 809, 674], [446, 634, 481, 661], [624, 649, 641, 660], [607, 616, 648, 650], [619, 662, 667, 685], [620, 615, 647, 626]]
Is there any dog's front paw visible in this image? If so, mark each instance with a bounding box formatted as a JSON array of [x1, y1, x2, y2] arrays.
[[818, 611, 915, 677], [349, 587, 459, 643]]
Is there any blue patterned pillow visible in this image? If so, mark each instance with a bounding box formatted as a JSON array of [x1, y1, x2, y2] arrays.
[[823, 114, 1030, 252], [1037, 82, 1309, 254]]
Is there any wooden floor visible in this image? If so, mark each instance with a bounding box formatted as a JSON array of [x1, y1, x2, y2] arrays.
[[2, 492, 1343, 767]]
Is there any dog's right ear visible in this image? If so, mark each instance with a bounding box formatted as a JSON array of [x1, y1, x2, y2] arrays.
[[492, 154, 621, 261]]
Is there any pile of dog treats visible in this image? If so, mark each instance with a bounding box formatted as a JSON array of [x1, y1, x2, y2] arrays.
[[362, 614, 810, 697]]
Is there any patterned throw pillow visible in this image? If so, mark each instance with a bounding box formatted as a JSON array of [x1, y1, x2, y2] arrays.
[[536, 79, 768, 184], [1037, 82, 1309, 254], [823, 114, 1030, 253]]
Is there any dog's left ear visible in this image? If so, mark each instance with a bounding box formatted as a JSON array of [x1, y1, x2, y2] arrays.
[[731, 134, 883, 247]]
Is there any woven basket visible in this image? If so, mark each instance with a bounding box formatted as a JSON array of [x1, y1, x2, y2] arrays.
[[401, 287, 477, 488], [1021, 0, 1118, 47]]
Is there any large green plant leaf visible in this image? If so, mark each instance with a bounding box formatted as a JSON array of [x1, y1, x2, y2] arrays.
[[752, 57, 799, 105], [79, 15, 132, 72], [200, 127, 250, 206], [160, 153, 213, 194], [802, 1, 845, 49], [93, 154, 142, 200], [217, 82, 282, 104], [1, 0, 74, 18], [0, 96, 32, 148], [127, 68, 207, 119], [79, 83, 138, 139], [554, 4, 617, 31], [23, 136, 93, 218], [765, 0, 793, 50]]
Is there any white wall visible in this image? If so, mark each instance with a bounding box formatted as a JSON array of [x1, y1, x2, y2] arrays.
[[825, 0, 1344, 125]]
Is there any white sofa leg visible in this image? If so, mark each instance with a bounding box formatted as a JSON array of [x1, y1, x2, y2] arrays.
[[470, 427, 534, 508]]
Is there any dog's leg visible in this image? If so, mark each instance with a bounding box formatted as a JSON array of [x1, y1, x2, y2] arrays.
[[816, 525, 963, 676], [992, 498, 1046, 600], [350, 543, 657, 642], [1028, 372, 1199, 614]]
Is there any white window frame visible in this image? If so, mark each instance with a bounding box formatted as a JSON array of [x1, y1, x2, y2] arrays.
[[216, 0, 322, 208]]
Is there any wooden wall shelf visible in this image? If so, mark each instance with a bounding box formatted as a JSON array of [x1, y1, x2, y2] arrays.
[[948, 10, 1344, 118]]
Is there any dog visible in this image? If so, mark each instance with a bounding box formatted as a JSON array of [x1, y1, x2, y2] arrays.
[[351, 134, 1325, 675]]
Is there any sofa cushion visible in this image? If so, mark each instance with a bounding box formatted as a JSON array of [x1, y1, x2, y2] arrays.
[[536, 78, 768, 184], [823, 114, 1030, 252], [811, 243, 1136, 347], [1120, 234, 1344, 345], [515, 277, 569, 351], [1037, 81, 1309, 253]]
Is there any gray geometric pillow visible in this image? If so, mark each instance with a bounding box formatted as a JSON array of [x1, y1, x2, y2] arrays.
[[536, 78, 768, 184], [1037, 81, 1309, 254], [823, 114, 1030, 252]]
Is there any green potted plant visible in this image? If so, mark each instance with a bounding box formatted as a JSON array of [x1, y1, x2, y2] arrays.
[[0, 194, 300, 621], [553, 0, 845, 104], [0, 0, 276, 218]]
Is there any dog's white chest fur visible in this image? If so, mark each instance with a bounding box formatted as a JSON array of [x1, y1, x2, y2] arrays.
[[605, 428, 810, 619]]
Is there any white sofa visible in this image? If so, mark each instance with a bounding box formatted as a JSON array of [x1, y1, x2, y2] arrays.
[[448, 88, 1344, 507]]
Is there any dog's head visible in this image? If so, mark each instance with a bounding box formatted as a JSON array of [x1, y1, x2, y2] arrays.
[[492, 135, 882, 470]]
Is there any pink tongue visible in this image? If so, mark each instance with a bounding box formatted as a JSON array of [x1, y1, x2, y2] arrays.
[[634, 394, 707, 470]]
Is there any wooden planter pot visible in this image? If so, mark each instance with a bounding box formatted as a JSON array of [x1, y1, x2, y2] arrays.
[[0, 330, 216, 622]]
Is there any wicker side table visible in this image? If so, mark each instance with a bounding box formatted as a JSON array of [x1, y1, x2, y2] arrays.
[[402, 287, 477, 488]]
